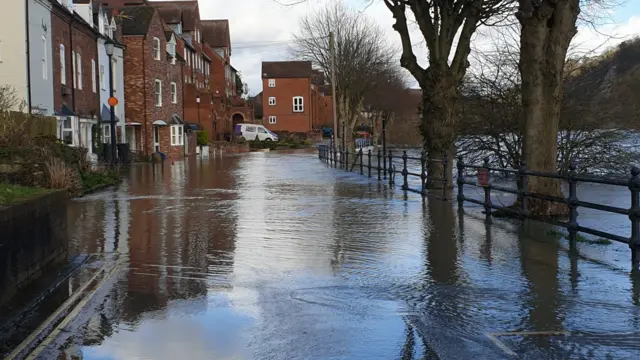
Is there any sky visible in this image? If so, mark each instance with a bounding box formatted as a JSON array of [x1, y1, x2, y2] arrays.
[[193, 0, 640, 96]]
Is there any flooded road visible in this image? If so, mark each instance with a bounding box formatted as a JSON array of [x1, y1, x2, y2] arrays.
[[25, 150, 640, 359]]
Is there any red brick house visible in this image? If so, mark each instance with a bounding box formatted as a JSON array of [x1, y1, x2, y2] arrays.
[[119, 5, 187, 159], [51, 0, 101, 157], [262, 61, 332, 134]]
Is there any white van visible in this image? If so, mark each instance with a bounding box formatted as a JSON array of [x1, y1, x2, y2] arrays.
[[234, 123, 279, 141]]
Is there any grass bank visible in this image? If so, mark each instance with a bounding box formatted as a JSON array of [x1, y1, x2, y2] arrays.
[[0, 183, 50, 205]]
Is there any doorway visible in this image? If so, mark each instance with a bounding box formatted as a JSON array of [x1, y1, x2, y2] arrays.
[[153, 126, 160, 152]]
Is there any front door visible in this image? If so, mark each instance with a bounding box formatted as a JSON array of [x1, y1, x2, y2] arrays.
[[154, 126, 160, 152]]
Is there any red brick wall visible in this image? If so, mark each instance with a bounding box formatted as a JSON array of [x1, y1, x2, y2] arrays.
[[51, 8, 99, 118], [122, 9, 184, 157], [317, 95, 334, 129], [262, 77, 312, 133]]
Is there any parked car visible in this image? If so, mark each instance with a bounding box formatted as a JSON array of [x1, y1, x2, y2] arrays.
[[234, 123, 279, 141]]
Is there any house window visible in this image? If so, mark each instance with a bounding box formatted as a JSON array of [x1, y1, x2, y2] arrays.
[[103, 124, 111, 144], [268, 79, 275, 88], [71, 51, 76, 88], [269, 116, 276, 124], [170, 82, 177, 103], [111, 58, 117, 91], [170, 125, 183, 146], [293, 96, 304, 112], [100, 65, 105, 90], [59, 44, 65, 85], [76, 52, 82, 90], [155, 80, 162, 106], [268, 97, 276, 106], [59, 117, 77, 146], [41, 36, 47, 80], [153, 37, 161, 60], [91, 59, 96, 93]]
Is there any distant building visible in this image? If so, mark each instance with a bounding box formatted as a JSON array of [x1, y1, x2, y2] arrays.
[[119, 5, 186, 158], [261, 61, 332, 133]]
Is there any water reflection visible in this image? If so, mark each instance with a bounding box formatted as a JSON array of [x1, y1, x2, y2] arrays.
[[48, 152, 640, 359]]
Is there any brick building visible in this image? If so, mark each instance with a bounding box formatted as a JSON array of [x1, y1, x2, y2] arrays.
[[261, 61, 332, 134], [51, 0, 101, 157], [119, 5, 188, 159]]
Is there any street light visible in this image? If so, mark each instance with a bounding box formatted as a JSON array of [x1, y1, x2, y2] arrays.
[[196, 94, 201, 125], [105, 39, 117, 165]]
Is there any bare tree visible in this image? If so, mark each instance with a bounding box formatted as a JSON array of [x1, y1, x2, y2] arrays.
[[291, 1, 395, 150], [383, 0, 513, 188], [363, 67, 409, 146]]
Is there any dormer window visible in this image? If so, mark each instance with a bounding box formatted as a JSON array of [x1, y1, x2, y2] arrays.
[[166, 37, 176, 65]]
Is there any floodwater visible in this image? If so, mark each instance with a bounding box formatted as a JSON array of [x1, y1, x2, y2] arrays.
[[24, 150, 640, 359]]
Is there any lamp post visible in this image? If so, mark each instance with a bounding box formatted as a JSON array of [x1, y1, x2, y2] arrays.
[[105, 40, 117, 165], [196, 95, 201, 124]]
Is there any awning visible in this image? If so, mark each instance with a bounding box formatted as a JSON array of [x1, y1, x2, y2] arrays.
[[125, 122, 141, 126], [100, 104, 120, 122], [186, 123, 199, 130], [153, 120, 168, 126], [55, 104, 77, 117], [170, 113, 185, 125]]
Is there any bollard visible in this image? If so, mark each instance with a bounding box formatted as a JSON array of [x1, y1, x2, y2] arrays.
[[629, 166, 640, 272], [359, 149, 364, 175], [402, 151, 409, 191], [568, 162, 579, 253], [368, 149, 372, 178], [483, 157, 492, 220], [456, 156, 465, 206], [377, 149, 382, 181], [518, 159, 528, 220], [442, 154, 448, 201], [421, 151, 427, 196]]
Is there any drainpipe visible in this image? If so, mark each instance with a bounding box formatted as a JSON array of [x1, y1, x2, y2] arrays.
[[69, 17, 76, 111], [25, 0, 32, 113], [142, 36, 148, 155]]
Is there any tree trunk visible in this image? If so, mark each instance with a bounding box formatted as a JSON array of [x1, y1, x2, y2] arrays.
[[518, 0, 580, 216], [421, 73, 458, 189]]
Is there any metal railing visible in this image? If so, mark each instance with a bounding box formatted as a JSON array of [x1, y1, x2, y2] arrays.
[[317, 145, 448, 200], [456, 156, 640, 272], [318, 145, 640, 272]]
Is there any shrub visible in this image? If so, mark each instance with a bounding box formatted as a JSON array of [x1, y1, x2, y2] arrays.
[[46, 157, 79, 191], [197, 131, 209, 146], [303, 139, 314, 146], [80, 167, 119, 191]]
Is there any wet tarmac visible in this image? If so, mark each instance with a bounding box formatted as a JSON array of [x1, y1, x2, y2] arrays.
[[7, 149, 640, 359]]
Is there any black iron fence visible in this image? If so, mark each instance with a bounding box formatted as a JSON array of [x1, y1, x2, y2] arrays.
[[318, 144, 640, 272]]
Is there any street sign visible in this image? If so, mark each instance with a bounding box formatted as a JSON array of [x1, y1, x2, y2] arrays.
[[477, 168, 490, 187], [108, 96, 119, 107]]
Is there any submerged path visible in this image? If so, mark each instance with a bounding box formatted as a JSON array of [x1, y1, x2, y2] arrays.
[[9, 149, 640, 359]]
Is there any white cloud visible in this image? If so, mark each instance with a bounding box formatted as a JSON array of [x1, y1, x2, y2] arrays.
[[197, 1, 640, 94]]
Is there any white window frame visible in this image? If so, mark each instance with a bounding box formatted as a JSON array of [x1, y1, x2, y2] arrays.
[[71, 51, 76, 88], [269, 116, 276, 124], [268, 79, 275, 88], [293, 96, 304, 112], [76, 52, 82, 90], [59, 44, 66, 85], [153, 37, 161, 60], [170, 125, 184, 146], [268, 97, 276, 106], [91, 59, 96, 93], [170, 82, 177, 104], [103, 124, 111, 144], [100, 65, 105, 90], [155, 80, 162, 107], [41, 35, 47, 80], [59, 117, 78, 146], [111, 58, 117, 91]]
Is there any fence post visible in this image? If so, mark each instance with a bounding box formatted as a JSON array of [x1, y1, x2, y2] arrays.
[[368, 149, 372, 178], [567, 162, 579, 253], [457, 156, 465, 206], [402, 151, 409, 190], [483, 157, 492, 220], [442, 154, 448, 201], [334, 146, 338, 168], [421, 151, 427, 196], [359, 149, 364, 175], [345, 148, 349, 171], [629, 166, 640, 273], [377, 149, 381, 181], [518, 159, 528, 220], [388, 150, 394, 186]]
